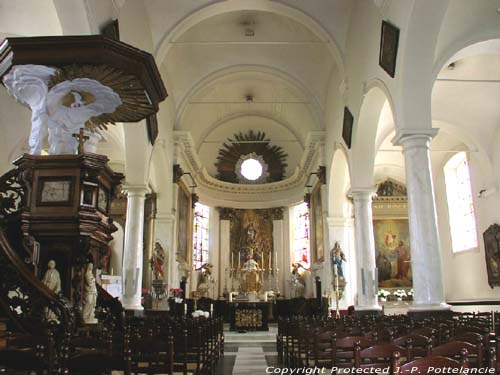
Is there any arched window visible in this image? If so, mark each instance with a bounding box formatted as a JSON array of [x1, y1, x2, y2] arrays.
[[444, 152, 478, 252], [193, 202, 210, 269], [293, 202, 310, 268]]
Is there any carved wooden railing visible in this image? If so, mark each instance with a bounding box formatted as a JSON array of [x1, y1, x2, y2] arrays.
[[0, 166, 75, 336], [0, 229, 75, 336], [96, 283, 124, 330]]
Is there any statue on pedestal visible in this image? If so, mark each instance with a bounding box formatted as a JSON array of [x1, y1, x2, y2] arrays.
[[330, 241, 346, 280], [150, 242, 166, 281], [196, 263, 214, 298], [289, 262, 306, 298], [82, 263, 98, 324], [42, 260, 61, 322], [241, 255, 261, 294]]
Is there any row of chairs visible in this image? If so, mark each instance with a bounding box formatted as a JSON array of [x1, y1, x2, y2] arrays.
[[0, 315, 224, 375], [277, 313, 498, 372]]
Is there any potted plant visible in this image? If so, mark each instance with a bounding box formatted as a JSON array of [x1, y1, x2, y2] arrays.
[[378, 289, 390, 302]]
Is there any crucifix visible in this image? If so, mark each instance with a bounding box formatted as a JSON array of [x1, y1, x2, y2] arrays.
[[72, 128, 89, 154]]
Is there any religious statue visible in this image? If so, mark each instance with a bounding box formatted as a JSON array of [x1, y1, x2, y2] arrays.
[[82, 263, 98, 324], [330, 241, 347, 279], [244, 222, 258, 257], [197, 263, 214, 298], [289, 263, 306, 298], [3, 65, 122, 155], [177, 255, 192, 282], [42, 259, 62, 322], [241, 255, 261, 294], [150, 242, 166, 281]]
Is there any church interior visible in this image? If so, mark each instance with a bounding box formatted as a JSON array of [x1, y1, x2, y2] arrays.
[[0, 1, 499, 374]]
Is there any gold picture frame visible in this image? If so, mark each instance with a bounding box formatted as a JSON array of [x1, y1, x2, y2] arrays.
[[310, 182, 324, 262], [176, 181, 193, 265]]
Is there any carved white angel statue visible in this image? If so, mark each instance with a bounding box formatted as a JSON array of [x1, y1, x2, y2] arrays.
[[82, 262, 98, 324], [3, 65, 121, 155]]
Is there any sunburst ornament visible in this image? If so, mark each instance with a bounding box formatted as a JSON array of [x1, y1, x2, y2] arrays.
[[235, 153, 269, 184], [215, 130, 288, 184]]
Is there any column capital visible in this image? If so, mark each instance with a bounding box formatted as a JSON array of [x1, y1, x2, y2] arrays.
[[122, 183, 150, 197], [392, 128, 439, 147], [349, 187, 376, 200]]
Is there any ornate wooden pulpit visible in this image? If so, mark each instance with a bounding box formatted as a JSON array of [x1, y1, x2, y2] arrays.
[[15, 153, 123, 301]]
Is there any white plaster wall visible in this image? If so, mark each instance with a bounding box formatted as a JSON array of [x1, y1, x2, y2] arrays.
[[433, 147, 500, 301]]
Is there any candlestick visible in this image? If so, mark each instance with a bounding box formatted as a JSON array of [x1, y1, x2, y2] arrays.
[[229, 292, 233, 302], [264, 291, 268, 302], [210, 303, 214, 317], [269, 253, 271, 271], [238, 251, 241, 270], [231, 252, 233, 273], [184, 303, 187, 316]]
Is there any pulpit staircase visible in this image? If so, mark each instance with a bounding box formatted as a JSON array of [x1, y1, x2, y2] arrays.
[[0, 163, 124, 372]]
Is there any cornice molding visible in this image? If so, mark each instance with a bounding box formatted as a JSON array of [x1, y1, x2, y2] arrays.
[[173, 130, 325, 197]]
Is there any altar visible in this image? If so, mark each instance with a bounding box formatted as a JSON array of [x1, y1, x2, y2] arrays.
[[229, 301, 271, 331]]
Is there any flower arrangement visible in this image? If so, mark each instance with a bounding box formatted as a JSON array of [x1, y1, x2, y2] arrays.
[[170, 288, 184, 303], [407, 289, 414, 296], [378, 289, 390, 298], [393, 289, 407, 299]]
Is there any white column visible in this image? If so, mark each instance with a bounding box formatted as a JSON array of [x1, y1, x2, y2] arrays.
[[393, 130, 449, 311], [122, 184, 149, 310], [326, 216, 355, 307], [352, 189, 380, 311]]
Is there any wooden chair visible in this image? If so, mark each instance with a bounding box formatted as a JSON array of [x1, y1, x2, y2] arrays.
[[391, 350, 469, 374], [0, 344, 51, 375], [431, 340, 484, 368], [310, 328, 335, 368], [355, 343, 408, 370], [333, 335, 373, 369], [393, 334, 432, 359]]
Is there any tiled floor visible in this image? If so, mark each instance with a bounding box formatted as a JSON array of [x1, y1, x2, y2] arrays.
[[216, 324, 280, 374]]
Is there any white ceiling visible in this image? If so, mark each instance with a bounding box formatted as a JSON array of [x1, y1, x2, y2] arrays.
[[158, 8, 339, 180]]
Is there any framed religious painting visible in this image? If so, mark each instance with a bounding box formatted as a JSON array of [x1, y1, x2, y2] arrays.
[[482, 224, 500, 288], [310, 181, 325, 262], [176, 181, 193, 264], [379, 20, 400, 78], [373, 218, 412, 289], [37, 177, 74, 206]]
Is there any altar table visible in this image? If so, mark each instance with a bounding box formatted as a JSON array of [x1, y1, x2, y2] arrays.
[[229, 301, 271, 331]]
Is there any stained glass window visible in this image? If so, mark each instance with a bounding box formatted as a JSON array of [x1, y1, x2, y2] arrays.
[[293, 202, 310, 268], [444, 152, 478, 252], [193, 202, 210, 269]]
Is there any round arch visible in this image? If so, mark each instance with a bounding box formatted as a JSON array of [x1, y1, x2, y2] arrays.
[[328, 146, 351, 218], [433, 35, 500, 81], [350, 81, 397, 188], [154, 0, 345, 78]]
